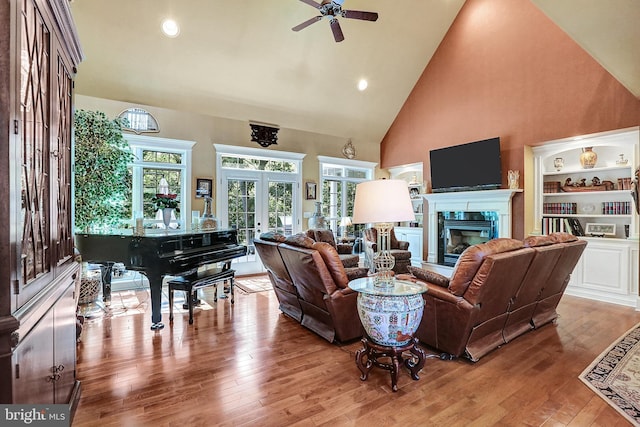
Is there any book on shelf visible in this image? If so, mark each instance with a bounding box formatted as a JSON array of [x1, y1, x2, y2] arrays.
[[541, 216, 584, 236]]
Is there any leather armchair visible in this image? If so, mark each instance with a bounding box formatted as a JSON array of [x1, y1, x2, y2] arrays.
[[305, 228, 359, 268], [362, 227, 411, 274], [254, 232, 303, 322]]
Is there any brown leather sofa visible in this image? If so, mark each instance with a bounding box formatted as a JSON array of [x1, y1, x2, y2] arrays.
[[252, 232, 303, 322], [305, 228, 360, 268], [403, 233, 587, 362], [362, 227, 411, 274], [254, 232, 369, 343]]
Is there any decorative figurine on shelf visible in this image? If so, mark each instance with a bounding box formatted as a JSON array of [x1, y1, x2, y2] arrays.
[[616, 154, 629, 166], [562, 177, 614, 192], [200, 196, 218, 230], [554, 157, 564, 171], [508, 170, 519, 189]]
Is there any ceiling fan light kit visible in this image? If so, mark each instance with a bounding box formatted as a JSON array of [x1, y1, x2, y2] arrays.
[[293, 0, 378, 43]]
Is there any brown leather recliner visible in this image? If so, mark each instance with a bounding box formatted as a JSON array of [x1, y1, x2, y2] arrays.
[[407, 232, 587, 362], [409, 238, 536, 361], [502, 233, 587, 342], [305, 228, 359, 268], [362, 227, 411, 274], [254, 232, 303, 322], [279, 233, 368, 342], [528, 233, 587, 328], [255, 232, 369, 343]]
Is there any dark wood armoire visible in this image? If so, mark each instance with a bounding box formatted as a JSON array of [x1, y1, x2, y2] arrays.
[[0, 0, 83, 417]]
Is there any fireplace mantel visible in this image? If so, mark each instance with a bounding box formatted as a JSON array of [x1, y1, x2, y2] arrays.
[[422, 189, 522, 270]]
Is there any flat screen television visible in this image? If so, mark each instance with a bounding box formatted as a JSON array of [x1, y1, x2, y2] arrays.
[[429, 137, 502, 193]]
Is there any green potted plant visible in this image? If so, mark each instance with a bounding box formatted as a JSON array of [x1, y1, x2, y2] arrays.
[[74, 110, 134, 231], [150, 194, 180, 211]]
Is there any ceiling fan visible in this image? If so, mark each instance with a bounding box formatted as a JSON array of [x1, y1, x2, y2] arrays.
[[292, 0, 379, 43]]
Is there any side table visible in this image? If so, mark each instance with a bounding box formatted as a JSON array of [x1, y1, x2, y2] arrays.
[[349, 277, 428, 392]]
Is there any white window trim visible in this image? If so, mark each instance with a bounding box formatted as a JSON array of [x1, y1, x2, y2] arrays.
[[124, 134, 196, 221], [214, 143, 305, 231], [318, 156, 377, 231]]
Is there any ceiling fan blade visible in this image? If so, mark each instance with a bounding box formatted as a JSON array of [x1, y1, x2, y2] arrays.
[[343, 10, 379, 21], [298, 0, 322, 9], [330, 18, 344, 42], [292, 16, 322, 32]]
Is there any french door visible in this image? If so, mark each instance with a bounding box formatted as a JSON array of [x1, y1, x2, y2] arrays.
[[218, 170, 298, 275]]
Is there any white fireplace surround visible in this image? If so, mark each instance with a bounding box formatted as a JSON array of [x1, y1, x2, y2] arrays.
[[422, 189, 522, 272]]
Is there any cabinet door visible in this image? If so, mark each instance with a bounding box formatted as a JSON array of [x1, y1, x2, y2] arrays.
[[578, 241, 630, 294], [53, 282, 77, 403], [12, 310, 55, 404], [51, 36, 76, 270], [17, 0, 54, 308]]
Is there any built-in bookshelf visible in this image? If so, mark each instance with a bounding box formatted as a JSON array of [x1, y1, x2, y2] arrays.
[[532, 127, 639, 308]]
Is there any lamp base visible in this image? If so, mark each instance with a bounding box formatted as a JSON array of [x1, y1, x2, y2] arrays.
[[373, 222, 395, 287]]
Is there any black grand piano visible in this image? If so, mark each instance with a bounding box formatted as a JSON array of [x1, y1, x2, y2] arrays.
[[75, 228, 247, 329]]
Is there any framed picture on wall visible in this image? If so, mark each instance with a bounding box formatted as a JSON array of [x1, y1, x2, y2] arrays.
[[305, 181, 317, 200], [196, 178, 213, 198]]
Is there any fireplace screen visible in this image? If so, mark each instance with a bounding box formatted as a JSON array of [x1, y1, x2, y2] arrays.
[[438, 211, 498, 266]]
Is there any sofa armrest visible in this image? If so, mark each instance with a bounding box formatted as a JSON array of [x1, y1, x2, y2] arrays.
[[426, 284, 468, 305], [336, 243, 354, 254], [345, 267, 369, 281], [397, 240, 409, 250], [408, 266, 450, 288]]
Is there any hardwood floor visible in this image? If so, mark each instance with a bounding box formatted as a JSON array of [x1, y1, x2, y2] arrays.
[[73, 280, 640, 426]]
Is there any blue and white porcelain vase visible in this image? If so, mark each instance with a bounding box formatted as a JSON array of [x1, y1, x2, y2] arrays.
[[308, 201, 326, 229], [357, 293, 424, 347]]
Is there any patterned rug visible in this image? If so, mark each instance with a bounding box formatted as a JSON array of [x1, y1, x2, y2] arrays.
[[235, 275, 272, 294], [580, 322, 640, 426]]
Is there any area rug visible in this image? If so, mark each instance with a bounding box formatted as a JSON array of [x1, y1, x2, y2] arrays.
[[82, 285, 216, 321], [580, 322, 640, 426], [235, 275, 272, 293]]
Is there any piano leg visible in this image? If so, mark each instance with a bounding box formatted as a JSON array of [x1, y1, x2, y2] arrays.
[[144, 271, 165, 330]]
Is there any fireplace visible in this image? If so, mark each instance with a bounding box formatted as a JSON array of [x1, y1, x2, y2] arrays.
[[422, 189, 521, 271], [438, 212, 498, 266]]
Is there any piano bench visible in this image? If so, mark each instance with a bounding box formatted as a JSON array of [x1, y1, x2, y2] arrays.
[[168, 267, 235, 325]]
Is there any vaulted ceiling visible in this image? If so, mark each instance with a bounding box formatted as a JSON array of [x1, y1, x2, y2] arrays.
[[70, 0, 640, 145]]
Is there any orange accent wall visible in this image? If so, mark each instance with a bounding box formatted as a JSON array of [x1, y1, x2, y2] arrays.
[[380, 0, 640, 239]]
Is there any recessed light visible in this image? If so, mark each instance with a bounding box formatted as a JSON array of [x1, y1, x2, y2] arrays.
[[161, 19, 180, 37], [358, 79, 368, 91]]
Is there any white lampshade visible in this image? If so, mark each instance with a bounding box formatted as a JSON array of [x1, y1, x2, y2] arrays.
[[352, 179, 415, 224], [340, 216, 352, 227]]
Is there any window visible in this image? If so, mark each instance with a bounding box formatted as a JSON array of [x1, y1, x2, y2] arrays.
[[318, 156, 376, 233], [124, 134, 195, 226], [117, 108, 160, 134]]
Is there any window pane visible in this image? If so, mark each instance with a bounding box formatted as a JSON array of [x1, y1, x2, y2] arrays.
[[142, 150, 182, 164], [143, 168, 182, 219], [322, 165, 342, 177], [221, 155, 297, 173], [268, 181, 293, 234], [346, 169, 368, 179]]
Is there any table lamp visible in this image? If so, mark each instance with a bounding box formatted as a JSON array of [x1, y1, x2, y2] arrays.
[[339, 216, 352, 237], [352, 179, 415, 287]]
